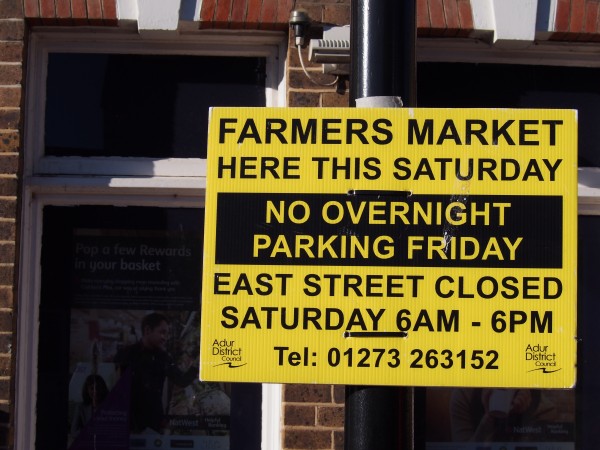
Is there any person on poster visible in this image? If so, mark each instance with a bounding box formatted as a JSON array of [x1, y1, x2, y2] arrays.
[[113, 312, 198, 434], [71, 374, 110, 434], [449, 388, 558, 442]]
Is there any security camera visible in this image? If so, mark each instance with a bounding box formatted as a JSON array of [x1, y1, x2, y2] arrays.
[[289, 9, 311, 46]]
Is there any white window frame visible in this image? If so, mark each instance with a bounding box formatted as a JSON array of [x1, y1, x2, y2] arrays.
[[418, 37, 600, 216], [16, 30, 286, 450], [24, 31, 287, 178]]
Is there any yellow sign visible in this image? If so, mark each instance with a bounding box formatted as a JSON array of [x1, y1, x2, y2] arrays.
[[200, 107, 577, 388]]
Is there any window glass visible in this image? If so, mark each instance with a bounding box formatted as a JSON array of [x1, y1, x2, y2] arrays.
[[418, 63, 600, 167], [417, 62, 595, 450], [575, 215, 600, 447], [423, 216, 599, 450], [44, 54, 266, 158], [36, 206, 261, 450]]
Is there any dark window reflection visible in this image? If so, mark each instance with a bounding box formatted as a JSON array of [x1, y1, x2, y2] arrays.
[[37, 206, 261, 450], [45, 54, 266, 158], [418, 63, 600, 167], [577, 216, 600, 448]]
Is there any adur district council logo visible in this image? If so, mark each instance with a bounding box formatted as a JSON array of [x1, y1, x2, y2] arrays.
[[212, 338, 247, 368], [525, 343, 561, 374]]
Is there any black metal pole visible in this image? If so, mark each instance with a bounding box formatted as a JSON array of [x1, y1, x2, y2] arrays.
[[350, 0, 416, 106], [345, 1, 417, 449]]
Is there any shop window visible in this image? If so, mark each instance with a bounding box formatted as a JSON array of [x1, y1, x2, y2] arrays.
[[418, 62, 600, 168], [418, 62, 599, 450], [18, 33, 284, 450], [24, 33, 283, 177], [37, 206, 261, 450], [44, 54, 266, 159]]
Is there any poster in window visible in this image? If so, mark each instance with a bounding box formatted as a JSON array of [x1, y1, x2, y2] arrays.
[[67, 229, 230, 450], [425, 387, 575, 450]]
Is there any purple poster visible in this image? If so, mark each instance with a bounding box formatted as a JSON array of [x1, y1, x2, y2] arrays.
[[67, 230, 230, 450]]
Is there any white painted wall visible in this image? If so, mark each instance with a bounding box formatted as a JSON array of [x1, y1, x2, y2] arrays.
[[117, 0, 138, 21], [493, 0, 538, 44], [470, 0, 546, 46], [117, 0, 191, 30]]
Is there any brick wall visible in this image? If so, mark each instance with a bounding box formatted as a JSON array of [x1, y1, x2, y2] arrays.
[[284, 2, 349, 448], [417, 0, 473, 37], [0, 0, 23, 448], [552, 0, 600, 41], [283, 385, 346, 450], [9, 1, 594, 449], [199, 0, 293, 30], [286, 1, 351, 109], [23, 0, 117, 25], [285, 0, 476, 108]]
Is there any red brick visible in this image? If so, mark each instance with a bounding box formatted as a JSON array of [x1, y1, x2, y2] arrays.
[[244, 0, 261, 28], [585, 1, 599, 33], [0, 199, 17, 220], [71, 0, 87, 20], [284, 384, 332, 403], [333, 385, 345, 404], [56, 0, 71, 18], [0, 355, 10, 377], [274, 0, 294, 31], [284, 404, 316, 426], [39, 0, 56, 19], [317, 405, 344, 428], [102, 0, 117, 20], [276, 0, 293, 24], [555, 0, 571, 31], [0, 378, 10, 400], [283, 429, 331, 449], [87, 0, 103, 19], [0, 41, 23, 63], [288, 39, 313, 67], [0, 0, 23, 18], [0, 20, 24, 40], [0, 87, 21, 108], [295, 3, 321, 23], [0, 288, 12, 309], [322, 91, 349, 107], [0, 334, 11, 353], [417, 0, 431, 32], [0, 109, 20, 130], [571, 0, 585, 31], [289, 69, 333, 89], [0, 178, 17, 197], [288, 91, 320, 107], [429, 0, 447, 35], [0, 312, 12, 333], [322, 3, 350, 26], [548, 30, 568, 40], [0, 155, 19, 174], [229, 0, 247, 28], [0, 108, 21, 130], [334, 430, 344, 450], [0, 132, 19, 153], [457, 0, 473, 36], [0, 65, 21, 86], [0, 177, 19, 196], [0, 264, 14, 284], [41, 15, 59, 24], [259, 0, 277, 29], [443, 0, 460, 32], [24, 0, 40, 19], [215, 0, 233, 22], [0, 244, 15, 265], [200, 0, 216, 22]]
